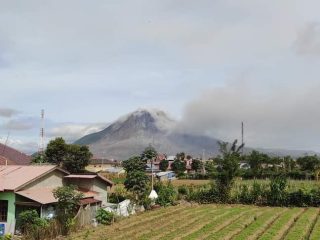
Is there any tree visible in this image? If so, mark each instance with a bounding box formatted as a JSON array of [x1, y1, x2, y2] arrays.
[[53, 185, 83, 235], [205, 160, 217, 178], [46, 137, 68, 165], [124, 170, 149, 201], [63, 145, 92, 173], [141, 145, 157, 162], [176, 152, 185, 161], [297, 155, 320, 172], [122, 156, 146, 172], [159, 159, 169, 171], [171, 159, 186, 176], [191, 159, 203, 172], [246, 150, 269, 177], [215, 140, 244, 202], [44, 137, 92, 173], [122, 154, 150, 202], [31, 153, 47, 164], [283, 156, 296, 172]]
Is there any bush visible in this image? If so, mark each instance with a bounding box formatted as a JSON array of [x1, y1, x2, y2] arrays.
[[108, 185, 129, 203], [178, 185, 189, 195], [267, 175, 288, 206], [17, 210, 48, 234], [187, 187, 220, 204], [96, 208, 114, 225], [0, 234, 12, 240], [154, 182, 177, 206]]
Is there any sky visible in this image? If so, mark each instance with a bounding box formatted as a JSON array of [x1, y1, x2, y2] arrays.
[[1, 0, 320, 154]]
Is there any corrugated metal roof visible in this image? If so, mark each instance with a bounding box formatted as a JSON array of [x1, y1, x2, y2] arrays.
[[16, 188, 58, 204], [65, 174, 114, 186], [16, 188, 99, 205], [65, 175, 96, 179], [80, 197, 101, 205], [0, 165, 62, 191]]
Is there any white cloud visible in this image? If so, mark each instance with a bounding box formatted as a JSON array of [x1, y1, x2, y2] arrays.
[[0, 137, 37, 154], [47, 123, 108, 142]]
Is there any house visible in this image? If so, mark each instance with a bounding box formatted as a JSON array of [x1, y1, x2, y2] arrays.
[[104, 167, 125, 176], [86, 156, 119, 173], [64, 174, 113, 206], [0, 143, 31, 165], [239, 162, 250, 170], [156, 171, 176, 181], [145, 163, 160, 173], [0, 165, 113, 235], [166, 156, 176, 170]]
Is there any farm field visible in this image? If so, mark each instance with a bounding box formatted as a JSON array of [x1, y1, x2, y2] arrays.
[[68, 204, 320, 240]]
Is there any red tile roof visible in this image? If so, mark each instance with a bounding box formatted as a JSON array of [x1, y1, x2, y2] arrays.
[[0, 143, 31, 165]]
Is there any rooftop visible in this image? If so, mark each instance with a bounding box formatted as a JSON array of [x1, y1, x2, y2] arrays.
[[0, 143, 31, 165], [65, 174, 114, 186], [0, 165, 67, 191]]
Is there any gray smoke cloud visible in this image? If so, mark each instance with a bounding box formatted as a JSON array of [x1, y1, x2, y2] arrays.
[[294, 22, 320, 56], [180, 80, 320, 151], [0, 108, 19, 118]]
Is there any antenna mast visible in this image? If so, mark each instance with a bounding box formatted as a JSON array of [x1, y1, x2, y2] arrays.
[[38, 109, 45, 156]]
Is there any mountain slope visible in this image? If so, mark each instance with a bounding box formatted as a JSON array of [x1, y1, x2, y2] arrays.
[[75, 109, 317, 160], [75, 109, 220, 160]]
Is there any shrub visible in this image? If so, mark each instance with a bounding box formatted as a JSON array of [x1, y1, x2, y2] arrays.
[[267, 175, 288, 206], [154, 182, 177, 206], [108, 185, 129, 203], [187, 187, 220, 204], [96, 208, 114, 225], [0, 234, 12, 240], [178, 185, 189, 195], [53, 185, 83, 235], [17, 210, 48, 234]]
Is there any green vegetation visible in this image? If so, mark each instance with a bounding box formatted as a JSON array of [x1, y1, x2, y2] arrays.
[[171, 158, 186, 176], [154, 181, 177, 206], [68, 204, 320, 240], [32, 137, 92, 173], [215, 140, 244, 202], [96, 208, 115, 225], [15, 210, 49, 240], [159, 159, 169, 171], [53, 185, 84, 235]]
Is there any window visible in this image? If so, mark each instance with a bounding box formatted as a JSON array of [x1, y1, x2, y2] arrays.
[[0, 200, 8, 222]]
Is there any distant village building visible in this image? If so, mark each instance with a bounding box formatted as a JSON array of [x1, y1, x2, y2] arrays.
[[156, 171, 176, 181], [86, 156, 120, 173]]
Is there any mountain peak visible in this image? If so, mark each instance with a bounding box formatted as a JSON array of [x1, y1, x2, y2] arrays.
[[75, 107, 219, 159], [117, 108, 176, 132]]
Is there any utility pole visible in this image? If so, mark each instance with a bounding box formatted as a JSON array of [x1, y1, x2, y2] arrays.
[[241, 121, 244, 155]]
